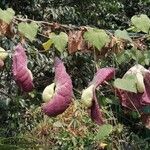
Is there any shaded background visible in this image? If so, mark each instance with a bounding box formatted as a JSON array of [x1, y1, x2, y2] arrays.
[[0, 0, 150, 29]]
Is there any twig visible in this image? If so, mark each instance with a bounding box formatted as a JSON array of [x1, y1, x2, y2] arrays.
[[14, 17, 146, 38]]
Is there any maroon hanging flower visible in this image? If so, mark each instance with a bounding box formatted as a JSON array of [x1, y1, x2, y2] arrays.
[[12, 43, 34, 92], [42, 57, 73, 117], [81, 68, 115, 125], [117, 64, 150, 110]]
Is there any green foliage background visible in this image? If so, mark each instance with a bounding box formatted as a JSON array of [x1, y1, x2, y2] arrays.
[[0, 0, 150, 149], [0, 0, 150, 28]]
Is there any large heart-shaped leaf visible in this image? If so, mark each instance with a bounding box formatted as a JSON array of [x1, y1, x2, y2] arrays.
[[114, 75, 137, 93], [83, 28, 110, 50], [18, 22, 39, 41], [115, 29, 132, 42], [0, 8, 15, 24], [50, 32, 68, 52], [131, 14, 150, 33]]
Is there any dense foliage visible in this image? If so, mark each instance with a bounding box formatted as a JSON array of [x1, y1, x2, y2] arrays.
[[0, 0, 150, 28], [0, 1, 150, 149]]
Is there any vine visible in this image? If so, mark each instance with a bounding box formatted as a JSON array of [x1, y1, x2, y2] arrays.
[[0, 8, 150, 146]]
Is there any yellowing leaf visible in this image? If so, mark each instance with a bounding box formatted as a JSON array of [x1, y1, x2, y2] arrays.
[[43, 39, 53, 50]]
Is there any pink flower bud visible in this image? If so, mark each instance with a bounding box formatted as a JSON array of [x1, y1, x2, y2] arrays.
[[12, 43, 34, 92]]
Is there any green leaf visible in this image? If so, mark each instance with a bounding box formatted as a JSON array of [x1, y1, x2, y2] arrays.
[[50, 32, 68, 52], [131, 111, 140, 118], [0, 8, 15, 24], [83, 28, 110, 50], [115, 29, 132, 42], [42, 39, 53, 50], [95, 124, 113, 140], [114, 75, 137, 93], [18, 22, 39, 41], [131, 14, 150, 33], [123, 74, 137, 80]]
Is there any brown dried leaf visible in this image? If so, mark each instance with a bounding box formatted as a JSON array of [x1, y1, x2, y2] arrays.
[[0, 20, 13, 37], [68, 30, 85, 53], [52, 22, 61, 29], [0, 20, 8, 35], [133, 38, 147, 50]]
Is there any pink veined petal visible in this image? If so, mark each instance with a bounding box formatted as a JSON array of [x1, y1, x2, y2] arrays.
[[117, 89, 143, 110], [142, 72, 150, 105], [89, 68, 115, 125], [117, 72, 150, 110], [12, 43, 34, 92], [90, 88, 104, 125], [42, 57, 73, 117], [90, 67, 115, 88]]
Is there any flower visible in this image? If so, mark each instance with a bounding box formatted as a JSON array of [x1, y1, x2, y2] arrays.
[[117, 64, 150, 110], [12, 43, 34, 92], [81, 68, 115, 125], [42, 57, 73, 117]]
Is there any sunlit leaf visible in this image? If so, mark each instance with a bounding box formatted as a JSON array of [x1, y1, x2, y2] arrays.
[[114, 75, 137, 93], [131, 14, 150, 33], [115, 29, 132, 42], [50, 32, 68, 52], [95, 124, 113, 140], [83, 28, 110, 50], [18, 22, 39, 41], [0, 8, 15, 24]]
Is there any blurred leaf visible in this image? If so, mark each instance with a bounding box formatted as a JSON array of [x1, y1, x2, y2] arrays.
[[42, 39, 53, 50], [115, 124, 123, 133], [53, 121, 63, 127], [131, 14, 150, 33], [0, 8, 15, 24], [18, 22, 39, 41], [0, 144, 20, 150], [95, 124, 113, 140], [115, 29, 132, 42], [114, 75, 137, 93], [116, 51, 132, 64], [84, 28, 110, 50], [131, 111, 140, 119], [50, 32, 68, 52]]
